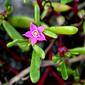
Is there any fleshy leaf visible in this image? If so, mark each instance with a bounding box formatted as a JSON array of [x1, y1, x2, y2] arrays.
[[33, 2, 40, 26], [3, 20, 23, 39], [2, 20, 29, 51], [41, 2, 49, 19], [60, 60, 68, 80], [52, 55, 68, 80], [45, 26, 78, 35], [61, 0, 73, 4], [70, 47, 85, 54], [52, 55, 60, 63], [30, 50, 41, 83], [44, 30, 58, 39], [8, 16, 34, 28], [30, 45, 45, 83], [52, 2, 71, 12], [33, 45, 45, 59], [7, 39, 30, 48], [83, 20, 85, 34], [52, 54, 61, 72]]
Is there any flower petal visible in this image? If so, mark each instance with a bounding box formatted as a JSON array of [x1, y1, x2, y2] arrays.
[[37, 33, 46, 41], [38, 25, 45, 32], [30, 23, 37, 32], [23, 31, 32, 38], [31, 38, 37, 45]]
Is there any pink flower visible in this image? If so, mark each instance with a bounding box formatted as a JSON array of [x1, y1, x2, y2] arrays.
[[24, 23, 46, 45]]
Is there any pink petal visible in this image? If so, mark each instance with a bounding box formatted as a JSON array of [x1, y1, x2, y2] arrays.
[[37, 33, 46, 41], [30, 23, 37, 32], [31, 38, 37, 45], [23, 31, 32, 38], [38, 25, 45, 32]]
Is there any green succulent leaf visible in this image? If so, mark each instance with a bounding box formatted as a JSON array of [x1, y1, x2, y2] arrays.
[[30, 45, 45, 83], [60, 60, 68, 80], [2, 20, 29, 51], [33, 45, 45, 59], [70, 47, 85, 54], [52, 55, 68, 80], [7, 39, 30, 48], [33, 2, 40, 26], [52, 54, 61, 72], [3, 20, 23, 39], [44, 30, 58, 38], [52, 2, 71, 12], [61, 0, 73, 4], [8, 16, 34, 28], [83, 20, 85, 34], [52, 55, 60, 63], [30, 50, 41, 83], [41, 2, 49, 19], [45, 26, 78, 35]]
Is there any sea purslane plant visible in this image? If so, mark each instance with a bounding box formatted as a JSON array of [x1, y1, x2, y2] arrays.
[[0, 0, 85, 85]]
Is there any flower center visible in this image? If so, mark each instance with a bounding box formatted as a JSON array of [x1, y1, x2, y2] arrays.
[[32, 30, 39, 37]]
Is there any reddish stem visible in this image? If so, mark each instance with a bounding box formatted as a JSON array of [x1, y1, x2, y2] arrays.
[[51, 69, 64, 85], [37, 68, 50, 85], [58, 35, 63, 47], [37, 0, 41, 7], [48, 50, 52, 60], [0, 38, 23, 62], [37, 0, 43, 12], [72, 0, 79, 15]]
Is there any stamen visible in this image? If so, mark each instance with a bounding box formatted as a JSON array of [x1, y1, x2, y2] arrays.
[[32, 30, 39, 37]]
